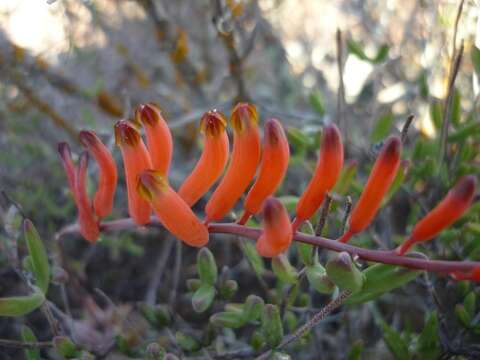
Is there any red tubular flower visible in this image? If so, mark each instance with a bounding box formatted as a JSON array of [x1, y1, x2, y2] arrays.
[[205, 103, 261, 223], [396, 175, 476, 255], [58, 142, 76, 193], [114, 120, 153, 225], [75, 152, 100, 242], [340, 136, 401, 243], [293, 123, 343, 231], [178, 110, 229, 206], [135, 103, 173, 175], [450, 267, 480, 282], [137, 170, 209, 247], [79, 130, 117, 219], [256, 197, 293, 257], [239, 118, 290, 225]]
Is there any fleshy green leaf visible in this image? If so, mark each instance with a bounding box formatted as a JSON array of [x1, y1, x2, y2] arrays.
[[241, 241, 265, 276], [24, 219, 50, 294], [326, 252, 364, 293], [210, 311, 246, 328], [53, 336, 78, 359], [0, 287, 45, 316], [175, 332, 200, 353], [243, 295, 264, 322], [197, 248, 217, 286], [192, 284, 215, 313], [21, 326, 40, 360], [262, 304, 284, 348], [306, 263, 336, 294], [272, 254, 298, 284], [382, 322, 410, 360], [346, 263, 421, 305], [416, 312, 440, 360]]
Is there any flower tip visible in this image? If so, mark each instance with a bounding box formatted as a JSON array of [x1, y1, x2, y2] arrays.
[[57, 142, 71, 159], [135, 102, 162, 126], [79, 130, 99, 148], [453, 175, 477, 201], [230, 102, 258, 132], [114, 120, 141, 147], [262, 197, 285, 224], [200, 110, 227, 137], [137, 170, 167, 201], [264, 118, 285, 146], [383, 136, 402, 159]]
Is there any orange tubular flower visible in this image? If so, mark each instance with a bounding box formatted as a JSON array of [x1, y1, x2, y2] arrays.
[[58, 142, 76, 193], [204, 103, 261, 223], [75, 153, 100, 242], [292, 123, 344, 231], [340, 136, 401, 243], [79, 130, 118, 219], [137, 170, 209, 247], [239, 118, 290, 224], [178, 110, 229, 206], [256, 197, 293, 257], [135, 103, 173, 175], [451, 267, 480, 282], [114, 120, 153, 225], [396, 175, 476, 255]]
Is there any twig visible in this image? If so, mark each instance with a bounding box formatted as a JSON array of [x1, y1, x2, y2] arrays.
[[54, 218, 480, 275], [255, 290, 352, 360], [41, 302, 60, 336], [400, 114, 415, 144], [340, 196, 352, 235], [336, 29, 347, 140], [315, 194, 332, 236], [0, 338, 53, 349], [145, 237, 175, 306], [169, 240, 183, 310]]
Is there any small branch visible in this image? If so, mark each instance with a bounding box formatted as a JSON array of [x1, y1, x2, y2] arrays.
[[41, 302, 60, 337], [401, 114, 415, 144], [255, 290, 352, 360], [340, 196, 352, 235], [336, 29, 347, 140], [315, 194, 332, 236], [55, 218, 480, 275], [169, 240, 183, 310], [145, 237, 174, 306], [0, 338, 53, 349]]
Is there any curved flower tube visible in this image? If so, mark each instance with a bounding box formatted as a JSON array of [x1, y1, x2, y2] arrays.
[[79, 130, 117, 218], [205, 103, 261, 223], [135, 103, 173, 175], [137, 170, 209, 247], [239, 118, 290, 224], [340, 136, 401, 243], [114, 120, 153, 225], [396, 175, 476, 255], [256, 197, 293, 257], [293, 123, 343, 231], [178, 110, 229, 206]]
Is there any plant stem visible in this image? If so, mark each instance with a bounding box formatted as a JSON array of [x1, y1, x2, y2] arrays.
[[0, 338, 52, 349], [55, 218, 480, 275]]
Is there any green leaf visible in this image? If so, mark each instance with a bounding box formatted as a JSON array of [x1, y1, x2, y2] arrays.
[[347, 40, 389, 64], [451, 88, 461, 128], [346, 263, 421, 305], [382, 322, 410, 360], [370, 113, 394, 143], [192, 284, 215, 313], [0, 287, 45, 317], [138, 303, 171, 329], [416, 312, 440, 360], [309, 90, 325, 116], [455, 304, 471, 328], [464, 292, 476, 319], [272, 254, 298, 284], [347, 340, 364, 360], [243, 295, 264, 322], [21, 326, 40, 360], [297, 222, 315, 266], [241, 241, 265, 276], [278, 196, 299, 213], [471, 45, 480, 76], [53, 336, 78, 359], [210, 311, 246, 328], [219, 279, 238, 300], [306, 263, 336, 294], [186, 278, 202, 292], [448, 121, 480, 142], [262, 304, 284, 348], [24, 220, 50, 294], [334, 161, 358, 195], [429, 101, 443, 130], [175, 332, 200, 353], [287, 127, 314, 150], [197, 248, 217, 285]]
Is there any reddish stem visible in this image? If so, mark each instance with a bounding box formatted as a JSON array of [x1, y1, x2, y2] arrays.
[[55, 217, 480, 274]]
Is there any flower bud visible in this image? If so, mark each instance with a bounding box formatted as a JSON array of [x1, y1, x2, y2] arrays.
[[396, 176, 476, 255], [243, 295, 265, 322], [135, 103, 173, 175], [205, 103, 261, 223], [306, 263, 336, 294], [79, 130, 117, 218], [326, 252, 364, 292], [342, 136, 401, 242], [114, 120, 152, 225], [240, 118, 290, 224], [256, 197, 293, 257], [293, 124, 343, 231], [178, 110, 229, 206], [137, 170, 209, 247], [197, 247, 218, 285]]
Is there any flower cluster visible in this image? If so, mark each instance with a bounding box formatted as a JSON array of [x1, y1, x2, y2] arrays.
[[58, 102, 478, 281]]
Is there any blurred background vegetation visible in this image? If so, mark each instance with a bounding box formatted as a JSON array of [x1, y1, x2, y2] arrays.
[[0, 0, 479, 359]]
